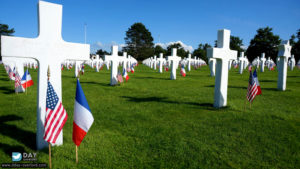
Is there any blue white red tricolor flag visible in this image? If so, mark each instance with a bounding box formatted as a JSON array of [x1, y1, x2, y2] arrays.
[[130, 64, 135, 73], [253, 69, 262, 95], [122, 68, 129, 81], [180, 65, 186, 77], [44, 81, 68, 144], [247, 71, 259, 102], [21, 69, 34, 89], [73, 79, 94, 146]]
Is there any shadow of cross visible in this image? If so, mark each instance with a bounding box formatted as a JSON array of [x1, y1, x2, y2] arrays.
[[1, 1, 90, 150], [207, 29, 237, 108], [0, 115, 36, 150]]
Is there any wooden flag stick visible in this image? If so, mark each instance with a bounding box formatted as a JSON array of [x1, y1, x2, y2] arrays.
[[49, 143, 52, 169], [249, 102, 252, 109], [76, 145, 78, 163], [244, 97, 247, 112]]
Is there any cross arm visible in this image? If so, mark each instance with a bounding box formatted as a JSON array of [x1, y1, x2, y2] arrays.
[[207, 48, 237, 61]]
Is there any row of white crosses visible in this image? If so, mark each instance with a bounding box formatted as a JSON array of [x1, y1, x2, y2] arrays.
[[288, 55, 296, 70], [1, 1, 90, 149], [104, 46, 137, 85]]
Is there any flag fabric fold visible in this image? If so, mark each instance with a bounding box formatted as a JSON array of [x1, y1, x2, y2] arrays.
[[247, 71, 259, 102], [122, 68, 129, 81], [73, 79, 94, 146], [21, 69, 34, 89], [253, 69, 262, 95], [44, 81, 68, 144], [180, 65, 186, 77]]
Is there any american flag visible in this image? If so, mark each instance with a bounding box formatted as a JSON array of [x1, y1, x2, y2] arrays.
[[247, 71, 258, 102], [117, 71, 123, 83], [43, 81, 68, 144], [14, 71, 22, 89]]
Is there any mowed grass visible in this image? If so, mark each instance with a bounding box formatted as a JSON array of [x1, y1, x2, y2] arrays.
[[0, 64, 299, 169]]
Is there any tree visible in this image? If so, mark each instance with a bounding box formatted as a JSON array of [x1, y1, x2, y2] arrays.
[[192, 43, 211, 63], [290, 29, 300, 62], [123, 22, 154, 61], [0, 24, 15, 60], [230, 36, 244, 55], [246, 27, 281, 62], [166, 43, 189, 58], [154, 45, 167, 57]]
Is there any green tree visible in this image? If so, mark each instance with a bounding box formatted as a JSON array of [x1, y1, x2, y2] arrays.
[[230, 35, 244, 56], [166, 43, 189, 58], [290, 29, 300, 62], [154, 45, 167, 57], [123, 23, 154, 61], [246, 27, 281, 62], [0, 24, 15, 60], [192, 43, 211, 63]]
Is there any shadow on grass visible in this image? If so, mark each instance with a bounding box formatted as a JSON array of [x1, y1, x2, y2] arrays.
[[0, 86, 15, 94], [0, 77, 10, 81], [288, 75, 300, 78], [260, 80, 277, 82], [0, 143, 26, 158], [0, 115, 36, 150], [134, 76, 169, 80], [80, 81, 111, 87], [121, 96, 216, 110]]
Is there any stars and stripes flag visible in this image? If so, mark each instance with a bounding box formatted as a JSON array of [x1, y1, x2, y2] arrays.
[[117, 71, 123, 83], [73, 79, 94, 146], [44, 81, 68, 144], [247, 71, 259, 102], [122, 68, 129, 81], [14, 71, 22, 89], [8, 67, 15, 80]]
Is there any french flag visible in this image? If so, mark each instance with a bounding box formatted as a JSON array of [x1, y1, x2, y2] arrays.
[[73, 79, 94, 146], [21, 69, 34, 89], [180, 65, 186, 77], [130, 65, 135, 73], [253, 69, 262, 95], [122, 68, 129, 81]]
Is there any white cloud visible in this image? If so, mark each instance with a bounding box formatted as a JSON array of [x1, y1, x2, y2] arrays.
[[155, 41, 194, 52], [90, 41, 126, 53]]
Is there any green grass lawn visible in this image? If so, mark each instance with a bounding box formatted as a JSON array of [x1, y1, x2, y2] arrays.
[[0, 64, 299, 169]]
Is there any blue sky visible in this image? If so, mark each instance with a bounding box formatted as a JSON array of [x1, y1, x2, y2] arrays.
[[0, 0, 299, 53]]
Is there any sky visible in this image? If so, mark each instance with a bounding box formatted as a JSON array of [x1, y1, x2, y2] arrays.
[[0, 0, 300, 53]]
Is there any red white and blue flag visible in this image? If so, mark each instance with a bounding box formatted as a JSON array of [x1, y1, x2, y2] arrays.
[[14, 71, 23, 92], [247, 71, 259, 102], [21, 69, 34, 89], [8, 67, 15, 80], [253, 69, 262, 95], [44, 81, 68, 144], [180, 65, 186, 77], [130, 64, 135, 73], [73, 79, 94, 146], [123, 68, 129, 81]]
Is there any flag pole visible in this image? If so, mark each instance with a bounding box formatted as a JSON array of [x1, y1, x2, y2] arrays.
[[249, 102, 252, 109], [47, 66, 52, 169], [26, 69, 28, 95], [76, 145, 78, 163], [49, 143, 52, 169]]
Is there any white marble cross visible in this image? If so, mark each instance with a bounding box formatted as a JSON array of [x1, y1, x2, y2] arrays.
[[104, 46, 121, 85], [289, 55, 295, 70], [238, 52, 246, 74], [186, 54, 193, 71], [167, 48, 181, 80], [277, 40, 292, 91], [207, 29, 237, 108], [256, 56, 260, 68], [260, 53, 266, 72], [153, 55, 157, 70], [1, 1, 90, 149], [209, 58, 216, 76], [156, 53, 165, 73], [119, 52, 128, 70]]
